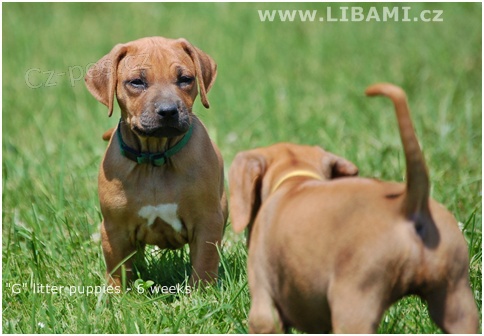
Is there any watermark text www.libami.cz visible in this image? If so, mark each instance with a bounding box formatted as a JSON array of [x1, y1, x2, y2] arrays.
[[258, 7, 443, 23]]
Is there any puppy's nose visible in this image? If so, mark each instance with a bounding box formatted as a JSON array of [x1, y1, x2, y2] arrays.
[[155, 103, 179, 120]]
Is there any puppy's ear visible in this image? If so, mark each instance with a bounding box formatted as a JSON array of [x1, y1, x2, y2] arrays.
[[85, 44, 128, 117], [322, 151, 359, 178], [178, 39, 217, 109], [229, 152, 266, 234]]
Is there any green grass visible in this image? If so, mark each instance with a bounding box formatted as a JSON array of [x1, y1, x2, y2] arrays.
[[2, 2, 481, 333]]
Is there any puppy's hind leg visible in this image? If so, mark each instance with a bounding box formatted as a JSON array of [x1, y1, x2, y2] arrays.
[[248, 287, 285, 333], [329, 282, 386, 333], [425, 279, 479, 334]]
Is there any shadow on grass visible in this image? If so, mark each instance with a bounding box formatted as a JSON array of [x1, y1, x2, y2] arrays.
[[131, 241, 248, 300]]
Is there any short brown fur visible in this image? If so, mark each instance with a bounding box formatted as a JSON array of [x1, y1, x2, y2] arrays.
[[85, 36, 227, 288], [229, 83, 478, 333]]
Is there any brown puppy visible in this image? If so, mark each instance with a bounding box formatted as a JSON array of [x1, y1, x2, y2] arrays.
[[229, 83, 478, 333], [85, 36, 227, 288]]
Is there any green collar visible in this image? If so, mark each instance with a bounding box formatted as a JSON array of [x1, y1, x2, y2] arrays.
[[116, 119, 193, 166]]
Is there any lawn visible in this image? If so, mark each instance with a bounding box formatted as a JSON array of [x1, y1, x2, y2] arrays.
[[2, 2, 481, 333]]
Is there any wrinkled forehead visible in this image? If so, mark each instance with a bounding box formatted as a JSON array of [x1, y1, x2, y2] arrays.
[[119, 40, 194, 76]]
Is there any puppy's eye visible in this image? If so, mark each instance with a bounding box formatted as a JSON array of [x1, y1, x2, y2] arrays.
[[178, 76, 194, 87], [128, 79, 146, 89]]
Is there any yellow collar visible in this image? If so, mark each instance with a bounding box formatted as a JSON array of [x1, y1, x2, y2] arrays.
[[271, 170, 323, 194]]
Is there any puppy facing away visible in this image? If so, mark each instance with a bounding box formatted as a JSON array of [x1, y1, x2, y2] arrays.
[[229, 83, 478, 333], [85, 36, 227, 288]]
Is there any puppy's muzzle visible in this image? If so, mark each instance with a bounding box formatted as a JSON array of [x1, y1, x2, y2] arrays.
[[156, 102, 179, 122], [136, 100, 190, 138]]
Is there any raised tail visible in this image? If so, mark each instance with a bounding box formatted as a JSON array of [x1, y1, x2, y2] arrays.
[[365, 83, 432, 230]]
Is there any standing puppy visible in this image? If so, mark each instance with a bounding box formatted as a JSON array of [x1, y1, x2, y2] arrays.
[[229, 83, 478, 333], [85, 36, 227, 288]]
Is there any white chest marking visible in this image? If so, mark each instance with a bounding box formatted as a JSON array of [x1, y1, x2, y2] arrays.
[[138, 203, 182, 233]]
